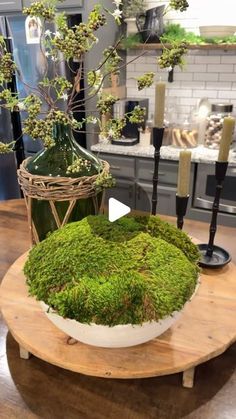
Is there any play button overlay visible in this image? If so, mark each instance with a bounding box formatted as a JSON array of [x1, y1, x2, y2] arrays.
[[108, 198, 131, 222]]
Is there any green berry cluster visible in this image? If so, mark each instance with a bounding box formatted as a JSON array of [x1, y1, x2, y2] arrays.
[[106, 118, 126, 139], [95, 172, 115, 192], [50, 110, 70, 125], [23, 1, 55, 21], [23, 117, 54, 147], [158, 42, 188, 69], [0, 89, 19, 111], [39, 76, 72, 99], [55, 13, 68, 32], [52, 76, 72, 91], [169, 0, 189, 12], [0, 52, 16, 83], [128, 105, 146, 124], [0, 141, 14, 154], [97, 94, 118, 114], [87, 70, 103, 89], [53, 26, 96, 60], [88, 5, 106, 31], [53, 6, 106, 60], [66, 158, 92, 175], [24, 94, 42, 117], [136, 72, 155, 90], [23, 109, 80, 147], [103, 47, 122, 75]]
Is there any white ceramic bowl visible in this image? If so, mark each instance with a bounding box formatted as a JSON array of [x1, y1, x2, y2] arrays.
[[199, 26, 236, 38], [40, 279, 200, 348], [40, 301, 182, 348]]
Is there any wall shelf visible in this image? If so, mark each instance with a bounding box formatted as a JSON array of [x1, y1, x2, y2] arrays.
[[121, 43, 236, 51]]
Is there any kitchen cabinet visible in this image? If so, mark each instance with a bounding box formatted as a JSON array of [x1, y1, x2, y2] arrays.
[[0, 0, 22, 12], [107, 155, 135, 179], [104, 180, 135, 209], [95, 150, 236, 226], [136, 182, 176, 215], [137, 159, 179, 186], [99, 153, 179, 216]]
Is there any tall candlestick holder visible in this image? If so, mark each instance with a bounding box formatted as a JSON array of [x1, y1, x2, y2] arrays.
[[176, 195, 189, 230], [151, 127, 164, 215], [198, 161, 231, 269]]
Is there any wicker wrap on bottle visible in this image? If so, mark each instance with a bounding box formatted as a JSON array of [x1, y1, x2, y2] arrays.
[[17, 158, 110, 244]]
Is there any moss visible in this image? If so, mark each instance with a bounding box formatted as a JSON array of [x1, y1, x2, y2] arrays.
[[24, 215, 200, 326]]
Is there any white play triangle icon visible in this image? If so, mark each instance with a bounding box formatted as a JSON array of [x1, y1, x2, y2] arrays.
[[108, 198, 131, 222]]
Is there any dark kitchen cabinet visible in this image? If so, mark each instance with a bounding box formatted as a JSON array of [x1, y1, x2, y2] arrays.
[[0, 0, 22, 12], [136, 182, 176, 215], [93, 150, 235, 226], [103, 179, 135, 209]]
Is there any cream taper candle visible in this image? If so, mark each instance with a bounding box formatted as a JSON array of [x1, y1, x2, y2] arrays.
[[218, 116, 235, 162], [154, 80, 166, 128], [177, 150, 192, 197]]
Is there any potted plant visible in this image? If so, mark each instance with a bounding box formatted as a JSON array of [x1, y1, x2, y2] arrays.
[[24, 214, 200, 348], [0, 0, 190, 242], [0, 0, 146, 242], [122, 0, 147, 35]]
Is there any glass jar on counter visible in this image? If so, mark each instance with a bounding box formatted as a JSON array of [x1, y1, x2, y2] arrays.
[[171, 115, 198, 148], [205, 103, 233, 149]]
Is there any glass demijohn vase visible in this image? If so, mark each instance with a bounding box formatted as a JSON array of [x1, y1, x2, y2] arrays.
[[26, 122, 103, 242]]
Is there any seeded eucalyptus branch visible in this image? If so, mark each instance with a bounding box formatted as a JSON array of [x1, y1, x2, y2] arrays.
[[158, 41, 188, 70]]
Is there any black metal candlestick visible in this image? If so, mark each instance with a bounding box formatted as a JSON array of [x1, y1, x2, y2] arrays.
[[198, 161, 231, 268], [151, 127, 164, 215], [176, 195, 189, 230]]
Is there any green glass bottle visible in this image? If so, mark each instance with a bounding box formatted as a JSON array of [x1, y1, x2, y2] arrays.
[[26, 122, 103, 242]]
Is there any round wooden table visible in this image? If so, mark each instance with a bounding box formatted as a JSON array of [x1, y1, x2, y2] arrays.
[[1, 252, 236, 389]]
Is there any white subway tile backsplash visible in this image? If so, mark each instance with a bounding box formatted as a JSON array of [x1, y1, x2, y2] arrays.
[[168, 89, 192, 97], [181, 81, 205, 89], [174, 72, 193, 81], [179, 98, 198, 106], [220, 73, 236, 81], [218, 91, 236, 99], [166, 81, 181, 88], [136, 63, 158, 72], [193, 90, 218, 98], [221, 56, 236, 64], [182, 64, 207, 73], [193, 73, 219, 81], [208, 64, 234, 73], [206, 82, 232, 90], [195, 56, 220, 64], [125, 5, 236, 119]]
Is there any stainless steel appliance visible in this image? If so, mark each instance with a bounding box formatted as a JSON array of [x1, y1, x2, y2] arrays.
[[194, 163, 236, 215], [0, 13, 85, 200]]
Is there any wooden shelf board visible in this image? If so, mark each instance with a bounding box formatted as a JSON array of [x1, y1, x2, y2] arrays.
[[120, 43, 236, 51]]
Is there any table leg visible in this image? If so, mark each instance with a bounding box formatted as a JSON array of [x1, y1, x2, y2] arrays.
[[19, 346, 31, 360], [183, 367, 195, 388]]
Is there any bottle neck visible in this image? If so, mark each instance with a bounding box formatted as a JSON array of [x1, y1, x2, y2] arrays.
[[52, 122, 74, 147]]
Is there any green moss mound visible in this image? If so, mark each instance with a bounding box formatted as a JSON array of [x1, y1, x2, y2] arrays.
[[24, 215, 200, 326]]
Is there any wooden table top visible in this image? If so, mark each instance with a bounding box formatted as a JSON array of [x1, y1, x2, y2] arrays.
[[1, 251, 236, 380], [0, 200, 236, 378], [0, 198, 236, 418]]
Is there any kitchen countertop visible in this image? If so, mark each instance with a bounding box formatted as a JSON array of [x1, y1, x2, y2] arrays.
[[91, 143, 236, 166]]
